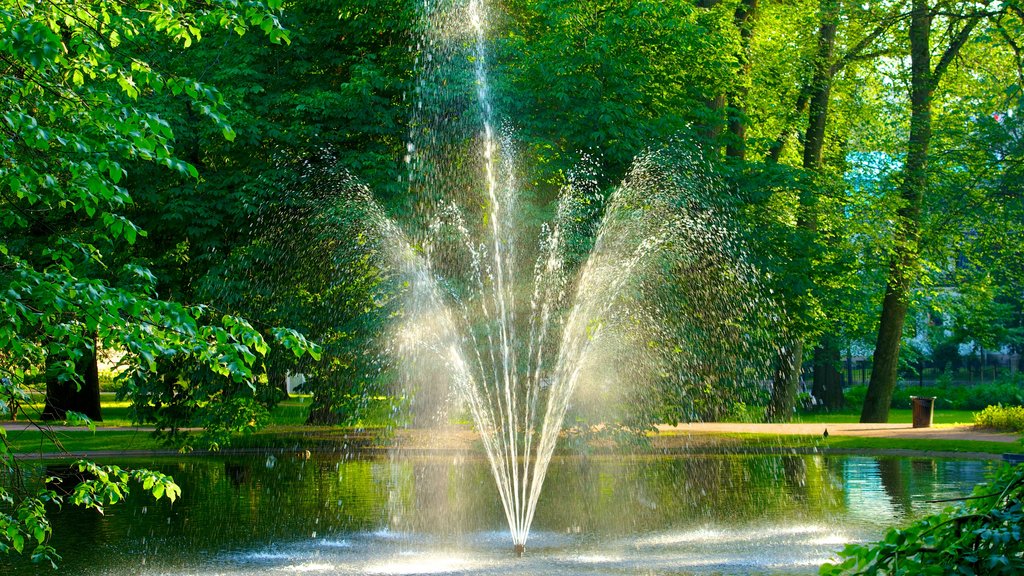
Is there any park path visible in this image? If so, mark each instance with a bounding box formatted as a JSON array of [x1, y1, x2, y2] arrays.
[[656, 422, 1020, 443]]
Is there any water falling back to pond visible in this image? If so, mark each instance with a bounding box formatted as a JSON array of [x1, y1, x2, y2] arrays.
[[392, 0, 778, 555]]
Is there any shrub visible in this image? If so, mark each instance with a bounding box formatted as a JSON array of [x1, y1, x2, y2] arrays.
[[974, 405, 1024, 433], [98, 370, 119, 393], [822, 464, 1024, 575], [843, 376, 1024, 412], [843, 386, 867, 411]]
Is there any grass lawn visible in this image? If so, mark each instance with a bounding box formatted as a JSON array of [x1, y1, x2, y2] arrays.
[[6, 429, 167, 454], [7, 396, 1018, 457], [11, 398, 140, 427], [6, 394, 315, 428], [722, 433, 1024, 455], [11, 428, 1020, 457], [792, 409, 976, 426]]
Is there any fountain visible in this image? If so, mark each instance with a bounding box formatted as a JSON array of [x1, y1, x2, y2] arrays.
[[393, 0, 777, 557], [2, 5, 994, 574]]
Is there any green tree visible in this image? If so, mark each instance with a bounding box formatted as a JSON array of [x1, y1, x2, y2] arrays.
[[497, 0, 735, 195], [0, 0, 318, 565], [116, 0, 414, 426], [862, 1, 1017, 422]]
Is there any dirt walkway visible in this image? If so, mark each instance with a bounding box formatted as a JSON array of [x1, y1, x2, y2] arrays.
[[656, 422, 1020, 443]]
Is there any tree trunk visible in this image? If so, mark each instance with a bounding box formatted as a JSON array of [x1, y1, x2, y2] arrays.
[[804, 0, 843, 404], [862, 0, 932, 423], [697, 0, 725, 148], [769, 0, 841, 422], [802, 0, 837, 169], [812, 335, 844, 410], [859, 0, 982, 422], [726, 0, 758, 160], [769, 342, 803, 422], [42, 339, 103, 422]]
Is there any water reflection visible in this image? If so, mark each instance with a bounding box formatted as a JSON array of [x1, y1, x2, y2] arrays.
[[7, 454, 992, 575]]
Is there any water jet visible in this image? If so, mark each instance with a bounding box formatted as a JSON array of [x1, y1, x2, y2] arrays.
[[395, 0, 779, 555]]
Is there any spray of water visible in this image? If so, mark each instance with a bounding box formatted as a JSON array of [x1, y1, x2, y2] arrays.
[[394, 0, 778, 555]]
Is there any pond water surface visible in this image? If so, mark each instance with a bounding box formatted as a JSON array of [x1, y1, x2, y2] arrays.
[[8, 452, 993, 575]]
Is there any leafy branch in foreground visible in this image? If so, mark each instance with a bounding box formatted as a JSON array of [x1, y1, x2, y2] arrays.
[[0, 437, 181, 568], [821, 463, 1024, 576]]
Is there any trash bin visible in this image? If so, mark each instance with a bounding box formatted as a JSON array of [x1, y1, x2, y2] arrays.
[[910, 396, 936, 428]]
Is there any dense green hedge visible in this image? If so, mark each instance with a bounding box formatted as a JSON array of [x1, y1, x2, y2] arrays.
[[844, 378, 1024, 412]]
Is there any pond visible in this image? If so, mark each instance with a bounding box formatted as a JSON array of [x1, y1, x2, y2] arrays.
[[8, 452, 993, 575]]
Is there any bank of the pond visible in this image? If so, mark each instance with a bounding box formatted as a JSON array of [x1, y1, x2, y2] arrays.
[[5, 421, 1021, 460]]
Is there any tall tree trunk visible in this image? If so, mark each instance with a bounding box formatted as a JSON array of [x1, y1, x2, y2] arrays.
[[42, 337, 103, 422], [726, 0, 758, 159], [769, 342, 803, 421], [802, 0, 837, 170], [804, 0, 845, 412], [859, 0, 982, 423], [697, 0, 725, 148], [771, 0, 840, 421], [862, 0, 932, 422], [812, 335, 844, 410]]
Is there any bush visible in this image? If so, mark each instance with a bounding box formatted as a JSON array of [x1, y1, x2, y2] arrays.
[[821, 464, 1024, 575], [974, 405, 1024, 433], [843, 386, 867, 411], [843, 376, 1024, 412], [98, 370, 119, 393]]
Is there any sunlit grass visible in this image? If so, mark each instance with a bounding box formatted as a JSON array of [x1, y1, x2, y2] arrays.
[[791, 409, 977, 426], [4, 395, 314, 427], [6, 430, 167, 454], [679, 433, 1024, 455], [6, 395, 1016, 457]]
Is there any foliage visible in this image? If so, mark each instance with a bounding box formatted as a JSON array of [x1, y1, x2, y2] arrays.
[[0, 434, 180, 567], [975, 405, 1024, 433], [821, 463, 1024, 575], [114, 0, 415, 427], [496, 0, 738, 194], [202, 159, 399, 426], [844, 379, 1024, 412], [0, 0, 314, 427], [0, 0, 320, 567]]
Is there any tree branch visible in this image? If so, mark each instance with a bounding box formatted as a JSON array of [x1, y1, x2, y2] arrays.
[[996, 18, 1024, 87], [829, 7, 905, 77], [932, 11, 987, 85]]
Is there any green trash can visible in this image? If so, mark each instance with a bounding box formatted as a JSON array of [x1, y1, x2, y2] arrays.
[[911, 396, 936, 428]]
